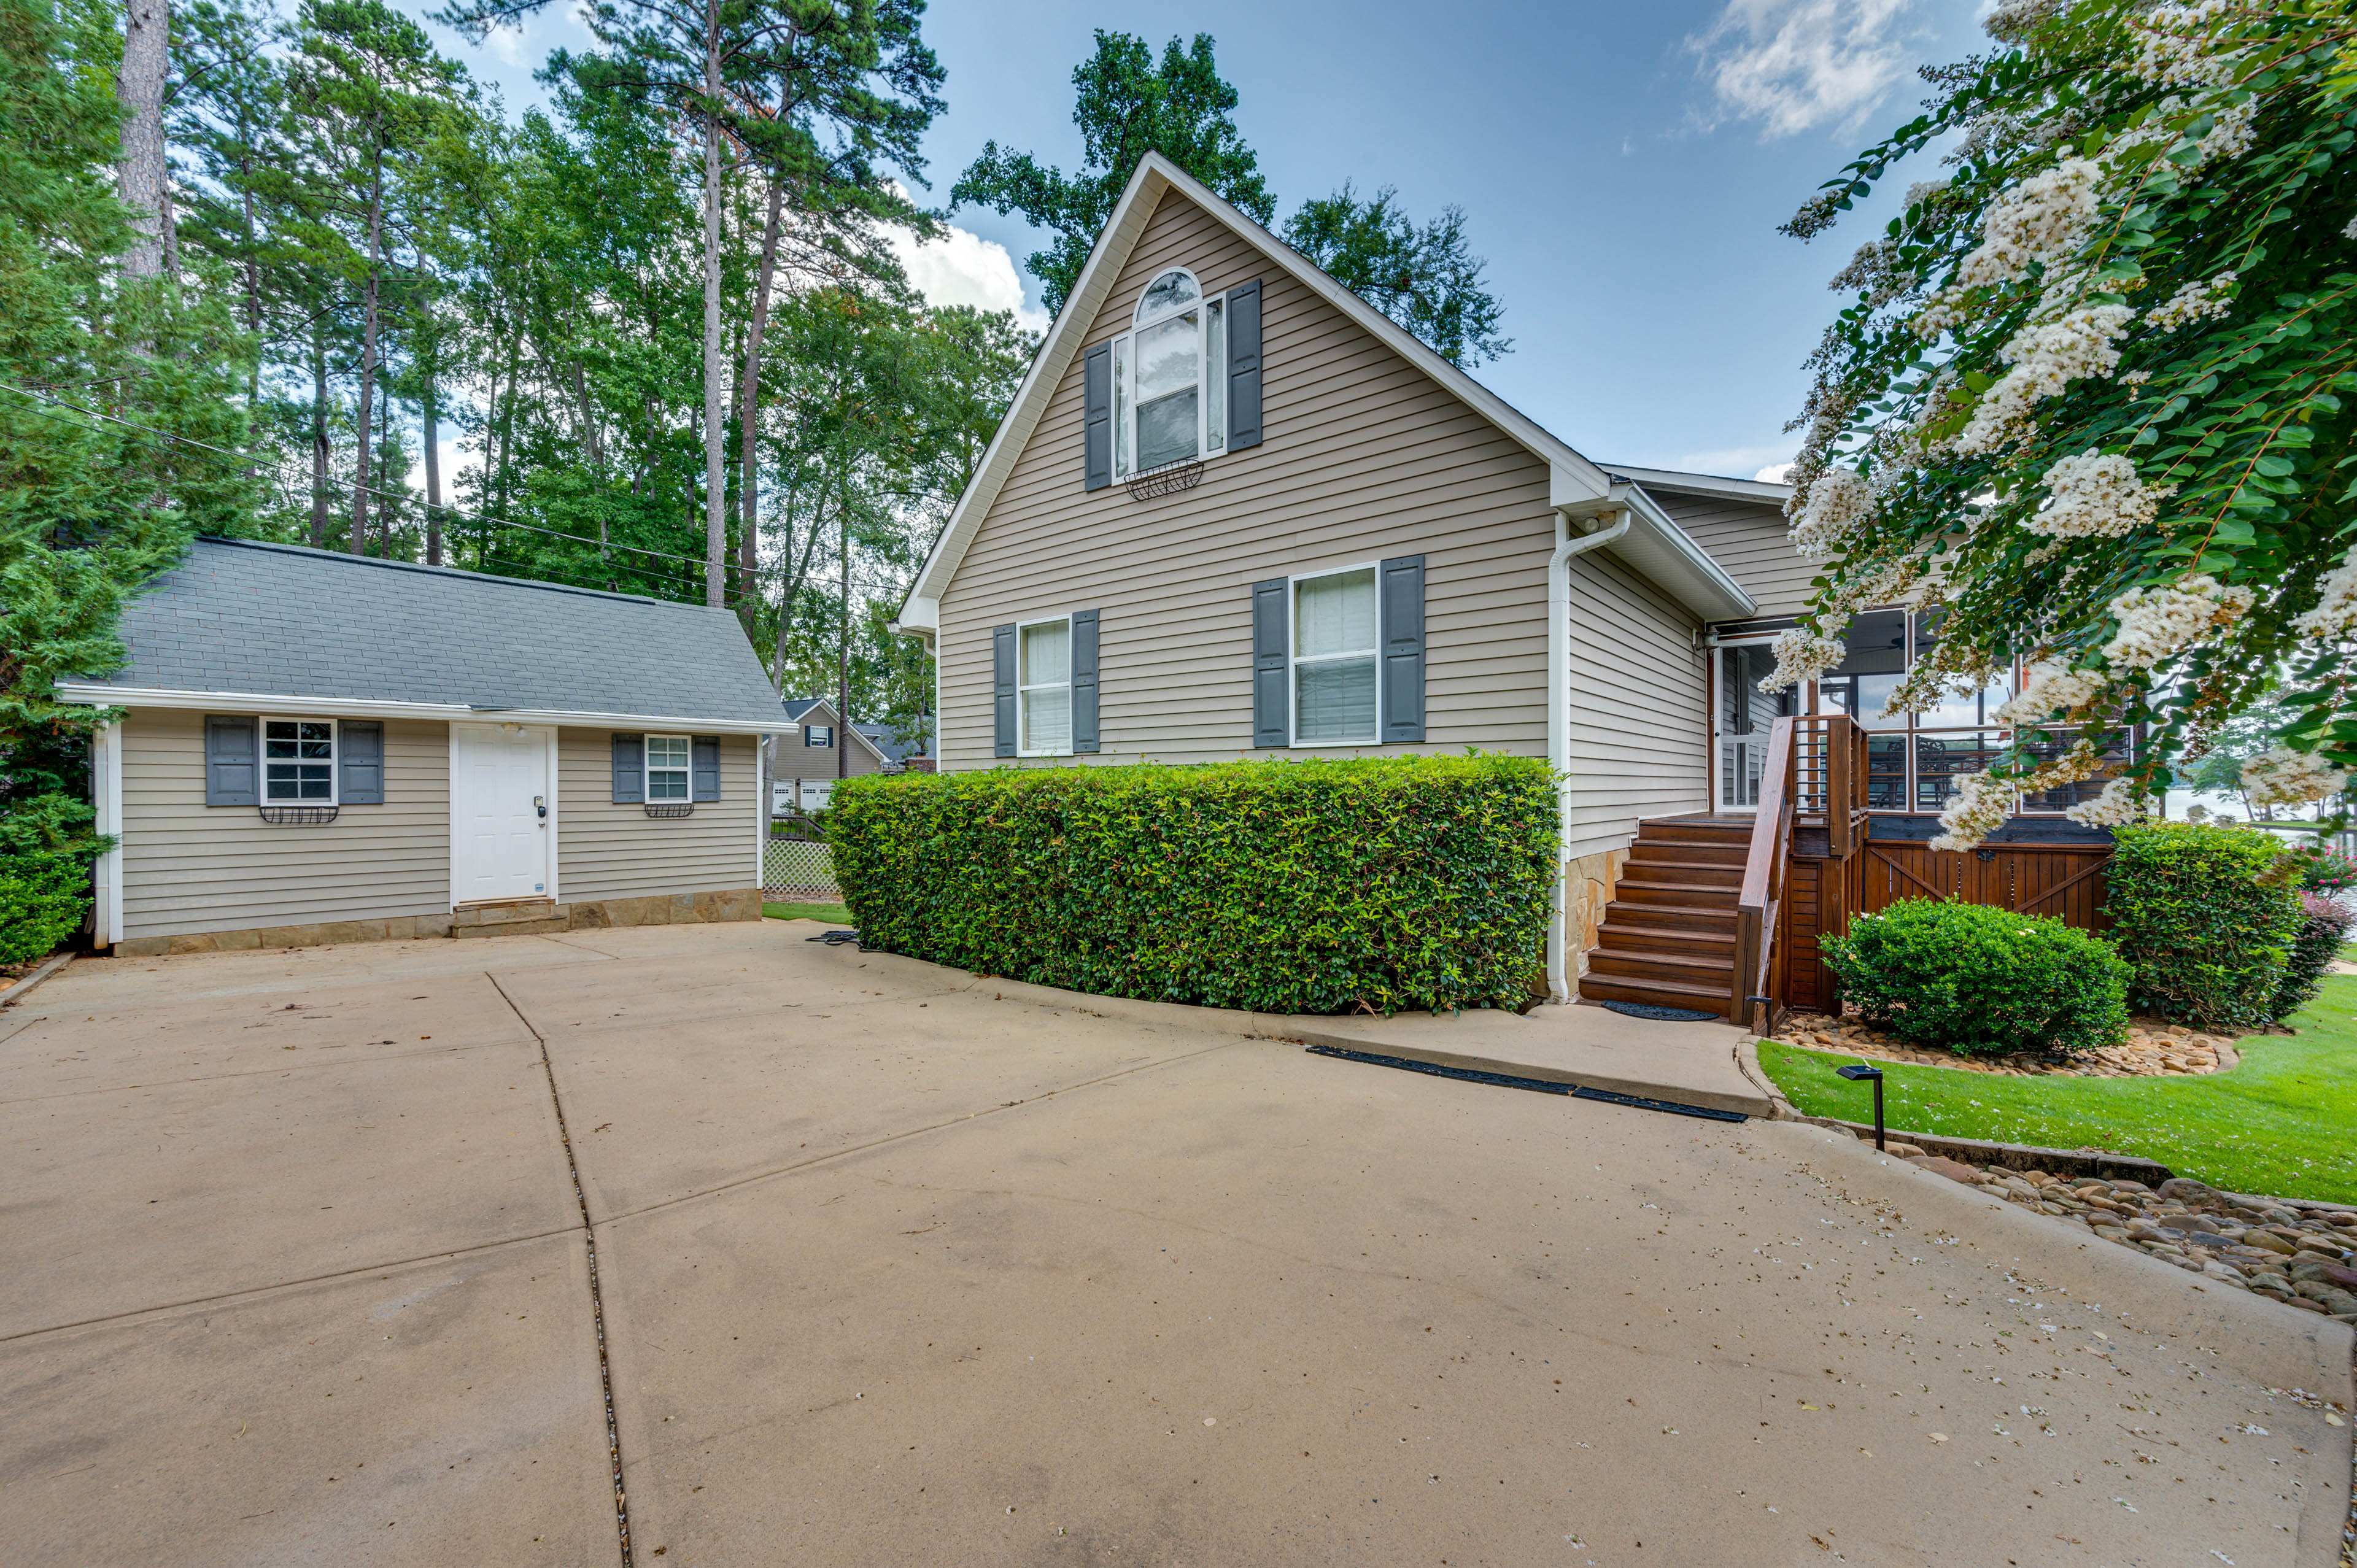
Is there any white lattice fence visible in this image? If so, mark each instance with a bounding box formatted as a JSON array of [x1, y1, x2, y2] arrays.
[[764, 838, 837, 898]]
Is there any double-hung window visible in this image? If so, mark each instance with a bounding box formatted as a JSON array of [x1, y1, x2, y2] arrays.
[[1291, 567, 1380, 745], [1018, 617, 1072, 755], [263, 719, 335, 800], [1112, 269, 1225, 478], [645, 735, 691, 800], [803, 724, 833, 749]]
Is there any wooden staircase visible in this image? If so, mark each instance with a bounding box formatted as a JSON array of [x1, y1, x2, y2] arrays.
[[1577, 816, 1754, 1019]]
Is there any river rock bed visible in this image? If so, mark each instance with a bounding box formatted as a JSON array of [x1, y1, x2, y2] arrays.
[[1775, 1011, 2236, 1076], [1887, 1155, 2357, 1318]]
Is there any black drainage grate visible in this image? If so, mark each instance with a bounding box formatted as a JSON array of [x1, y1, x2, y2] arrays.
[[1304, 1044, 1747, 1122]]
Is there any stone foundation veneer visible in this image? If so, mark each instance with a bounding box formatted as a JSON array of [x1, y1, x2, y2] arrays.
[[115, 887, 765, 957], [1562, 846, 1630, 978]]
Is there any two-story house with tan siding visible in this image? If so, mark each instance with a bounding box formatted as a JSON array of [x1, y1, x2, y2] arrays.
[[894, 153, 2119, 1019]]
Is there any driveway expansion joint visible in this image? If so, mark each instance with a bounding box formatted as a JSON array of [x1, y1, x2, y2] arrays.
[[490, 971, 635, 1568]]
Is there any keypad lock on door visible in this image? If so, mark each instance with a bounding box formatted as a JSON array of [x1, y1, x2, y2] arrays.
[[535, 795, 547, 822]]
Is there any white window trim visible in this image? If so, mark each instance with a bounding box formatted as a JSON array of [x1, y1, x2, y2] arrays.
[[1111, 268, 1229, 479], [803, 724, 833, 748], [645, 732, 693, 803], [261, 716, 340, 806], [1285, 560, 1384, 750], [1016, 612, 1075, 758]]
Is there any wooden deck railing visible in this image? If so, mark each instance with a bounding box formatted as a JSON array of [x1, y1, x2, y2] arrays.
[[1731, 714, 1870, 1031]]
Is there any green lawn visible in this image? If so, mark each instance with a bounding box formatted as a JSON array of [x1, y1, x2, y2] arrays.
[[1759, 972, 2357, 1203], [763, 902, 852, 925]]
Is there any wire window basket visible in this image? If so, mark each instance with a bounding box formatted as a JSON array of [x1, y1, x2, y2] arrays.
[[644, 801, 695, 819], [1126, 457, 1203, 503], [257, 805, 339, 826]]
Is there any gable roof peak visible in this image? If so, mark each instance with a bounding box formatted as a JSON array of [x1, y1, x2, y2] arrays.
[[899, 151, 1620, 632]]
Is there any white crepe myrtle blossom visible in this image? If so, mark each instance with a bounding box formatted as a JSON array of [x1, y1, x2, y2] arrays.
[[2099, 573, 2256, 671], [1757, 627, 1848, 695], [2240, 747, 2351, 808], [1955, 305, 2134, 454], [2291, 543, 2357, 638], [2029, 450, 2175, 537], [1957, 157, 2101, 288], [1931, 740, 2107, 851], [2064, 775, 2150, 827], [2129, 0, 2244, 91], [1993, 658, 2110, 723], [1787, 469, 1876, 561], [1930, 771, 2016, 851], [2145, 272, 2237, 331]]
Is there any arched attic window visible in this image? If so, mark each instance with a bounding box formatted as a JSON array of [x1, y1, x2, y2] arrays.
[[1113, 268, 1226, 476]]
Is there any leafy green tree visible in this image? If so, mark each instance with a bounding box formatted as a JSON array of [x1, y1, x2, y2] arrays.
[[952, 30, 1272, 315], [1, 0, 258, 941], [437, 0, 943, 607], [1771, 0, 2357, 849], [286, 0, 469, 555], [1282, 182, 1509, 368], [953, 30, 1508, 368]]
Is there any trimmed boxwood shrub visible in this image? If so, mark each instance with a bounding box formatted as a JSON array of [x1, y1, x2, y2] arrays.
[[0, 851, 87, 965], [2104, 821, 2303, 1032], [1817, 898, 2129, 1056], [827, 754, 1557, 1015]]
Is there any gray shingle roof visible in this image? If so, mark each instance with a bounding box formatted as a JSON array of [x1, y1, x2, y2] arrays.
[[83, 538, 786, 727]]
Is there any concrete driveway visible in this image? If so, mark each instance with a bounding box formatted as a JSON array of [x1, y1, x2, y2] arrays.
[[1, 921, 2348, 1567]]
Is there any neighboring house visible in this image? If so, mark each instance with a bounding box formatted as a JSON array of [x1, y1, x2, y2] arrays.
[[853, 720, 928, 772], [772, 697, 894, 813], [59, 538, 789, 956], [894, 152, 2117, 1019]]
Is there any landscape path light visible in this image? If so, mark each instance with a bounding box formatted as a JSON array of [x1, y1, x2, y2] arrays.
[[1835, 1062, 1886, 1151]]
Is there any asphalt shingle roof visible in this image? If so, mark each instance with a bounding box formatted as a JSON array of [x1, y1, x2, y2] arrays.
[[87, 537, 786, 727]]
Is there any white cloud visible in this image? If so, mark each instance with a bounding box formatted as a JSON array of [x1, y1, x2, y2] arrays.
[[1688, 0, 1919, 139], [483, 19, 526, 66], [886, 222, 1051, 336], [1676, 442, 1797, 478], [1755, 462, 1796, 483]]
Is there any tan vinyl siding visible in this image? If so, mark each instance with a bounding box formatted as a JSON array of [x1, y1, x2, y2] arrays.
[[1651, 492, 1816, 619], [1562, 554, 1709, 858], [557, 728, 758, 902], [937, 188, 1555, 768], [119, 708, 449, 940]]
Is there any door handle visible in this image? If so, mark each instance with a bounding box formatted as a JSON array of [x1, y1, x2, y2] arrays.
[[535, 795, 547, 822]]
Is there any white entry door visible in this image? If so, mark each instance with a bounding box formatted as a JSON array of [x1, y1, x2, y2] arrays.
[[451, 723, 552, 904]]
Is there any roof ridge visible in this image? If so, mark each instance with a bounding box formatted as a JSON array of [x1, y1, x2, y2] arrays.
[[192, 533, 711, 611]]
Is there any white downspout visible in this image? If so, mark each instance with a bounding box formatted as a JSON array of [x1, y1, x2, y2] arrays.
[[93, 717, 123, 950], [1545, 495, 1631, 1003]]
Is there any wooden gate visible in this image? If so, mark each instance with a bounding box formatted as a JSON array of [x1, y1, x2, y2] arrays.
[[1857, 841, 2111, 929]]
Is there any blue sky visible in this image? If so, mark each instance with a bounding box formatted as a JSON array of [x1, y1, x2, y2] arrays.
[[402, 0, 1991, 481]]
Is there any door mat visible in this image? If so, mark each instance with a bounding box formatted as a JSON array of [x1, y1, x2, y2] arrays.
[[1601, 998, 1720, 1022]]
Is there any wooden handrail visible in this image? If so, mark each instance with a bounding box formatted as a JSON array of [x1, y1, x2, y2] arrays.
[[1730, 716, 1798, 1030]]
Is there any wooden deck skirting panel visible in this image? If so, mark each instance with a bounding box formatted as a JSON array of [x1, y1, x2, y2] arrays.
[[119, 708, 451, 940], [937, 187, 1558, 769], [556, 728, 760, 903], [1778, 831, 2113, 1013]]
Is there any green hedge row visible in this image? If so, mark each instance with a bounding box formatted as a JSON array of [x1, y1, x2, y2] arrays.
[[2105, 822, 2306, 1032], [828, 755, 1558, 1015]]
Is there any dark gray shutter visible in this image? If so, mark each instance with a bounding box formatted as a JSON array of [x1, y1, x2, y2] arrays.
[[1083, 342, 1112, 490], [1070, 609, 1100, 754], [993, 624, 1018, 757], [204, 714, 258, 806], [1225, 280, 1263, 451], [339, 720, 384, 804], [611, 733, 644, 803], [691, 735, 721, 801], [1251, 577, 1288, 748], [1380, 554, 1426, 744]]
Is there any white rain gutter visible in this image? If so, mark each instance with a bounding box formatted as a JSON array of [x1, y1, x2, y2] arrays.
[[1544, 481, 1634, 1004]]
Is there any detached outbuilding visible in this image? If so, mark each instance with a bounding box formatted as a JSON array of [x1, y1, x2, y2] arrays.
[[58, 538, 790, 956]]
